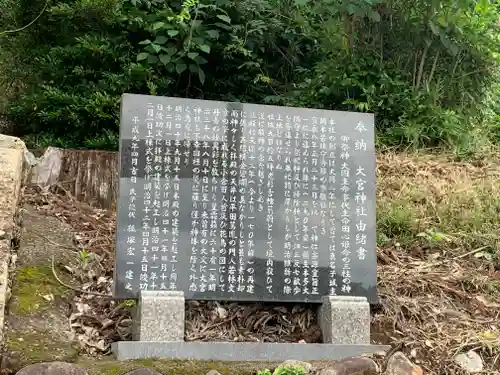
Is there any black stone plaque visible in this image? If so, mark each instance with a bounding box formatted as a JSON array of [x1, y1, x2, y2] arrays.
[[113, 93, 378, 303]]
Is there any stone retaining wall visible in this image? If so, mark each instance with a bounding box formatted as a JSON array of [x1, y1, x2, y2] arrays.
[[30, 147, 118, 209], [0, 136, 32, 347]]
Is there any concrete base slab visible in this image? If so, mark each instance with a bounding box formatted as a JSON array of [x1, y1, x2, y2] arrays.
[[112, 341, 390, 361]]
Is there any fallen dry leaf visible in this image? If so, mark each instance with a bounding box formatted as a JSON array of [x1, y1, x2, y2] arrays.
[[475, 295, 500, 308]]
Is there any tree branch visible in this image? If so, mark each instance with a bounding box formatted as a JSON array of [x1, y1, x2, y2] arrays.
[[0, 1, 48, 36]]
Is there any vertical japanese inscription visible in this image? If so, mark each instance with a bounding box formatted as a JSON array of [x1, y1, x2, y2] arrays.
[[282, 116, 293, 296], [265, 111, 275, 294], [116, 94, 377, 303], [339, 135, 352, 294], [227, 108, 239, 294], [219, 111, 229, 293], [123, 113, 140, 292], [354, 121, 369, 262], [245, 112, 257, 295], [150, 104, 163, 290], [290, 114, 301, 296]]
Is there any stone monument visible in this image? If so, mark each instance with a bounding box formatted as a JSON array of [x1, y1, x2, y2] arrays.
[[112, 94, 388, 360]]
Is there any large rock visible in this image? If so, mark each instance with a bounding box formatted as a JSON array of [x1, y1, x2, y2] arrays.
[[454, 350, 483, 373], [16, 361, 88, 375], [275, 360, 312, 374], [0, 134, 37, 184], [30, 146, 63, 187], [1, 350, 20, 372], [317, 357, 378, 375], [0, 134, 26, 150], [122, 368, 163, 375], [385, 352, 422, 375]]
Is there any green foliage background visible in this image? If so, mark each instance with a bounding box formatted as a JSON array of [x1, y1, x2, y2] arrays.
[[0, 0, 499, 153]]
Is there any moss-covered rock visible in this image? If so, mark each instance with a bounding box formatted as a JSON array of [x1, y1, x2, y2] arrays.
[[9, 265, 68, 315], [4, 329, 79, 372], [4, 262, 76, 372]]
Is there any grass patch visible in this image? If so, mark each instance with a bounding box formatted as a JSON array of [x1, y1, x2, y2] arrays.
[[376, 151, 500, 254], [377, 203, 416, 245], [80, 359, 282, 375], [5, 329, 78, 365]]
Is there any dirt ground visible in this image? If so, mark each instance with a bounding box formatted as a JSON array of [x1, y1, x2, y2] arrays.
[[2, 150, 499, 375]]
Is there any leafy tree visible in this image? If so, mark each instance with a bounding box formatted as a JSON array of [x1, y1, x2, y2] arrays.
[[283, 0, 500, 153], [0, 0, 498, 152]]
